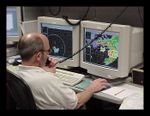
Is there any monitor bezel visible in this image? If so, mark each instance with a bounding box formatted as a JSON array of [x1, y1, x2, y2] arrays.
[[80, 20, 131, 79], [38, 16, 80, 68]]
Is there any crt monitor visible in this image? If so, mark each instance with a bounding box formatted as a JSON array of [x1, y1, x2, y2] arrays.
[[80, 20, 143, 79], [7, 7, 22, 42], [38, 16, 80, 69]]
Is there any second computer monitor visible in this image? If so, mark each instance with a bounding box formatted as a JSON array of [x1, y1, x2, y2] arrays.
[[80, 20, 143, 79], [38, 16, 80, 69]]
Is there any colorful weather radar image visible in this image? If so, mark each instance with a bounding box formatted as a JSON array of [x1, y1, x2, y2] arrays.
[[84, 28, 119, 69]]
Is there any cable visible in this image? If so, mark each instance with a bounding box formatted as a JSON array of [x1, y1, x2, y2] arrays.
[[137, 7, 144, 61], [20, 6, 24, 22], [55, 7, 128, 65], [137, 7, 143, 26], [48, 7, 61, 16], [62, 7, 90, 26], [20, 7, 24, 35]]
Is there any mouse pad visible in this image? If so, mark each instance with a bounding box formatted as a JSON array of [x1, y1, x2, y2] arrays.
[[74, 78, 92, 90]]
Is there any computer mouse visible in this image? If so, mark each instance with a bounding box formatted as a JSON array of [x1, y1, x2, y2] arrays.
[[105, 83, 111, 89], [102, 83, 111, 91]]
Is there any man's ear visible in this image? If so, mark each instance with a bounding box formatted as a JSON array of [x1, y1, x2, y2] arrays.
[[36, 52, 42, 61]]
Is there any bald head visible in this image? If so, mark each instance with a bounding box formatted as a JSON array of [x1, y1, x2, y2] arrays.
[[18, 32, 49, 60], [21, 33, 48, 43]]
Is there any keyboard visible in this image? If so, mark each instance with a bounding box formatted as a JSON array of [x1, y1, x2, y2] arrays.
[[55, 69, 85, 86]]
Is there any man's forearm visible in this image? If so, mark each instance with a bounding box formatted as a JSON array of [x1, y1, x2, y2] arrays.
[[76, 87, 94, 109]]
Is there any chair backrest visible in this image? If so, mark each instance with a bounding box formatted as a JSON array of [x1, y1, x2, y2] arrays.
[[6, 69, 37, 110]]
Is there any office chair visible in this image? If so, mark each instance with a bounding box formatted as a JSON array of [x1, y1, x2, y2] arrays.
[[6, 69, 37, 110]]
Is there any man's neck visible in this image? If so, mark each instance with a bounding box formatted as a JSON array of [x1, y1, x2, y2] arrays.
[[22, 61, 39, 67]]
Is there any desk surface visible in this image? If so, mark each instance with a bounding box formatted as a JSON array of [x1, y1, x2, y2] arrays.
[[71, 80, 143, 105], [7, 64, 144, 109]]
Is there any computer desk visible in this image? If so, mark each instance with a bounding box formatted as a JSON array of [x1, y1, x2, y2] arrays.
[[70, 77, 143, 108], [7, 63, 143, 109]]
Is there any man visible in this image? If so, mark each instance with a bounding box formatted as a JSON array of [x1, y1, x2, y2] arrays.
[[16, 32, 108, 109]]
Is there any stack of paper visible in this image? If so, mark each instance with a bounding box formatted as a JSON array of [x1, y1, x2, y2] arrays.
[[119, 93, 144, 109], [101, 86, 137, 100]]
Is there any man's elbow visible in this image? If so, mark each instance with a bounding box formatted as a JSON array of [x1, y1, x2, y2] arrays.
[[75, 101, 84, 109]]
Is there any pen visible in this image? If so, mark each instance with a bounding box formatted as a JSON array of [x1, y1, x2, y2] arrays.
[[114, 89, 125, 96]]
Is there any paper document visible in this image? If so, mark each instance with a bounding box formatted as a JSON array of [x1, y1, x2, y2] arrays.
[[119, 93, 144, 109], [101, 86, 137, 100]]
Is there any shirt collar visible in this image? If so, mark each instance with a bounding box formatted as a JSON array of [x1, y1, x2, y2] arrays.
[[18, 65, 55, 76], [18, 65, 45, 71]]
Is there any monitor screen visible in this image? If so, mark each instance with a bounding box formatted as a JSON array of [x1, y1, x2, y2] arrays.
[[7, 7, 18, 36], [83, 28, 119, 69], [41, 23, 73, 58], [38, 16, 80, 68], [7, 7, 21, 42]]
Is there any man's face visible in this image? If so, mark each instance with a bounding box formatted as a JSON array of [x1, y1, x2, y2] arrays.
[[40, 53, 47, 67], [40, 36, 50, 67]]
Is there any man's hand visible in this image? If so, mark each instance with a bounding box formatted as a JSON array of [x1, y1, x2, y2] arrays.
[[47, 57, 57, 68], [76, 78, 108, 109], [42, 57, 57, 73], [86, 78, 108, 93]]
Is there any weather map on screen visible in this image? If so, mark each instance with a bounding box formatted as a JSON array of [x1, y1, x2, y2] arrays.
[[83, 28, 119, 69], [41, 23, 73, 58]]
